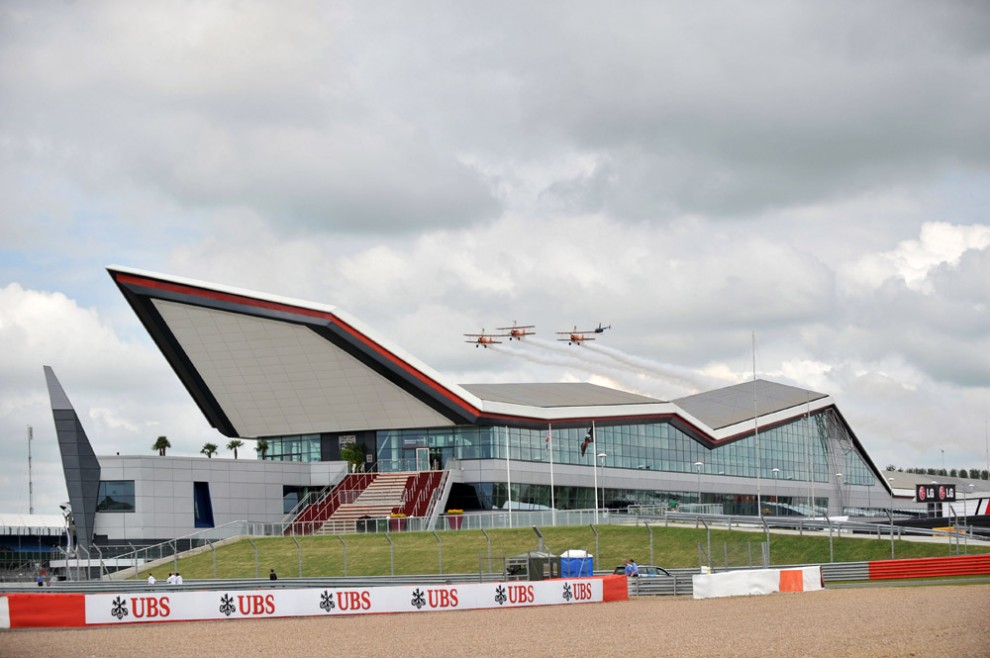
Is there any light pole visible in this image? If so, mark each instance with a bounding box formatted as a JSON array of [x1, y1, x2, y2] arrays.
[[694, 461, 703, 509], [598, 453, 608, 518], [772, 468, 780, 515], [593, 452, 599, 525], [835, 473, 843, 515], [887, 476, 896, 558]]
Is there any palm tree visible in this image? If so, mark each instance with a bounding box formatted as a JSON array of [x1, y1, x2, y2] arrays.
[[255, 439, 269, 460], [153, 435, 171, 456], [201, 442, 218, 458], [227, 439, 244, 459]]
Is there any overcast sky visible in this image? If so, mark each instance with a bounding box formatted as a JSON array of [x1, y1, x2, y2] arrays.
[[2, 1, 989, 517]]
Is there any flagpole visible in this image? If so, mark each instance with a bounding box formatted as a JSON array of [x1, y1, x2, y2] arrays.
[[548, 423, 556, 526], [505, 426, 512, 529], [592, 420, 599, 525]]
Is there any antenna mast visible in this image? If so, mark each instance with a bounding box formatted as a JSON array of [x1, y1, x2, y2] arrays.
[[753, 331, 761, 516], [28, 425, 34, 515]]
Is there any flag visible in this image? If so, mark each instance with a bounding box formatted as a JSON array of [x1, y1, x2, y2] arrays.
[[546, 427, 551, 449], [580, 426, 594, 456]]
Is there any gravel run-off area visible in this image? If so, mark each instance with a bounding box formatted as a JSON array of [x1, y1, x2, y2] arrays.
[[2, 584, 988, 658]]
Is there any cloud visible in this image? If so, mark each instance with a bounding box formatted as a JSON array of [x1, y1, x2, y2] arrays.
[[1, 2, 989, 520], [839, 222, 990, 294], [0, 283, 215, 515]]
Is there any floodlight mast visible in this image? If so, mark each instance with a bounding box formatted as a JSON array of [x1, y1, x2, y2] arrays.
[[28, 425, 34, 515]]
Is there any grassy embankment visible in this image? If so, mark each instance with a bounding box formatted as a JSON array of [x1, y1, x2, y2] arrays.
[[147, 524, 988, 580]]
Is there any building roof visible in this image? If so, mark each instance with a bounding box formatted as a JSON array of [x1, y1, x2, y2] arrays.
[[674, 380, 827, 430], [0, 514, 66, 537], [461, 383, 662, 408], [107, 265, 839, 447]]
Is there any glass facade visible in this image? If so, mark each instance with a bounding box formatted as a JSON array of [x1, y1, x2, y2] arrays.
[[264, 434, 321, 462], [96, 480, 135, 513], [375, 410, 874, 487], [265, 408, 877, 513]]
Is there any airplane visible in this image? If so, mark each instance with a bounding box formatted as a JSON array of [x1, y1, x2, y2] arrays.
[[497, 321, 536, 341], [556, 326, 597, 345], [464, 329, 506, 348], [593, 323, 611, 334]]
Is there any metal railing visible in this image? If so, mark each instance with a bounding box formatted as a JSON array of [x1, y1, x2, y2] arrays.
[[46, 507, 986, 582]]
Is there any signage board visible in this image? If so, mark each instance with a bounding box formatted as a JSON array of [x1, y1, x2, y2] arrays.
[[915, 483, 955, 503]]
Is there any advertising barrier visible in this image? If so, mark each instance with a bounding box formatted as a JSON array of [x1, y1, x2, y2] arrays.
[[1, 576, 628, 629], [692, 566, 823, 600]]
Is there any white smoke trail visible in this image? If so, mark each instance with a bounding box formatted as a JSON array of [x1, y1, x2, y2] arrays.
[[521, 336, 719, 397], [493, 338, 687, 400], [584, 343, 720, 392]]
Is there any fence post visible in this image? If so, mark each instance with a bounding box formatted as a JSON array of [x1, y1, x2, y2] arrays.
[[385, 533, 395, 576], [645, 523, 654, 565], [434, 531, 443, 575], [247, 537, 259, 578], [209, 540, 217, 578], [336, 535, 347, 577], [290, 535, 302, 577], [481, 529, 492, 573]]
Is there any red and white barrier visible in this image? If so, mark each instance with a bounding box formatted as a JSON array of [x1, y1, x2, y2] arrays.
[[692, 566, 823, 600], [1, 576, 628, 629]]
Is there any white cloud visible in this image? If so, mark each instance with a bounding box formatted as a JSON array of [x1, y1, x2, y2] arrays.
[[2, 2, 989, 519], [0, 284, 214, 514], [839, 222, 990, 294]]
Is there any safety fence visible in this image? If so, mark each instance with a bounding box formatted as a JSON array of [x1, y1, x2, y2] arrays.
[[41, 509, 988, 582]]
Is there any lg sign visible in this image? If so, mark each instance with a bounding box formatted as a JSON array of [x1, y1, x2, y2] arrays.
[[916, 484, 955, 502]]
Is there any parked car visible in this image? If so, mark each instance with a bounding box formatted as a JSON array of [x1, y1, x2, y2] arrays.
[[613, 564, 671, 577]]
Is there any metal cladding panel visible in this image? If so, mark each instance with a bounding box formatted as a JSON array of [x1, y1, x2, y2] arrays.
[[673, 379, 827, 431], [152, 299, 455, 437], [43, 368, 100, 550]]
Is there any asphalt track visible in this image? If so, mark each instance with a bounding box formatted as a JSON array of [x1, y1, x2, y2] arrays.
[[2, 584, 988, 657]]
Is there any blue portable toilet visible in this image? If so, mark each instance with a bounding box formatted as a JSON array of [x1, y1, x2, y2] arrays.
[[559, 549, 594, 577]]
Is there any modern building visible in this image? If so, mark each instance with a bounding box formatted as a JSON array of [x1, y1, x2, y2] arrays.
[[48, 266, 901, 547]]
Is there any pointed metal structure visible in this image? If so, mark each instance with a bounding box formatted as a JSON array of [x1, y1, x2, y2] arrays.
[[43, 366, 101, 549]]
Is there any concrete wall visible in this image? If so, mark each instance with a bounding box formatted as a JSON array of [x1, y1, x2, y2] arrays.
[[94, 456, 347, 542]]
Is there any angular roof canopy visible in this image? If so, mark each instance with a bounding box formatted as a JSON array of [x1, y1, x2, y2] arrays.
[[674, 379, 828, 430], [108, 265, 834, 446]]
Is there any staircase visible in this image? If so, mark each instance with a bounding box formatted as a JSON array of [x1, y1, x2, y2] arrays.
[[319, 472, 413, 534]]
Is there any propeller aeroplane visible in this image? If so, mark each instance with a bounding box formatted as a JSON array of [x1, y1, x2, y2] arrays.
[[497, 321, 536, 341], [464, 329, 506, 348], [556, 326, 598, 346]]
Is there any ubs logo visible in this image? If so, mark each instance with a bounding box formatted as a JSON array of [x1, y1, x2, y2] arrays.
[[131, 596, 171, 618], [110, 596, 128, 620], [219, 594, 236, 616]]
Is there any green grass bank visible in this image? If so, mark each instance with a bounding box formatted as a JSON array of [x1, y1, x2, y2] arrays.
[[144, 525, 989, 580]]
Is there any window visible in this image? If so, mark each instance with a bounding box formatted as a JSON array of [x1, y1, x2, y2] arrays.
[[193, 481, 215, 528], [96, 480, 135, 512]]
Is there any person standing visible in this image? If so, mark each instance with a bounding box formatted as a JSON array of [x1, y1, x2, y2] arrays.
[[269, 568, 277, 581], [624, 558, 639, 577], [147, 573, 156, 585]]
